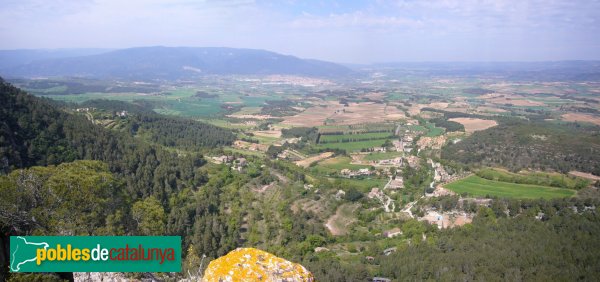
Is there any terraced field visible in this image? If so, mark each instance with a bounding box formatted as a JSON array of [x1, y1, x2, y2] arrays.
[[319, 132, 392, 143], [445, 175, 576, 199]]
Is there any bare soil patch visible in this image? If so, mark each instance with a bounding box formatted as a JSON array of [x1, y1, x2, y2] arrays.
[[427, 102, 449, 109], [253, 130, 282, 138], [283, 102, 405, 126], [478, 93, 545, 107], [295, 152, 334, 168], [561, 113, 600, 126], [569, 171, 600, 181], [420, 211, 473, 229], [325, 203, 359, 236], [449, 118, 498, 133]]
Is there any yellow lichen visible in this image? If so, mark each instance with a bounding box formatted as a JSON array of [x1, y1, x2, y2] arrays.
[[202, 248, 314, 282]]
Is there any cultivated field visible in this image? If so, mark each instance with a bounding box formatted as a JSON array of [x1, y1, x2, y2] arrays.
[[478, 93, 546, 107], [283, 102, 405, 127], [562, 113, 600, 126], [252, 130, 282, 138], [319, 132, 392, 143], [449, 118, 498, 133], [444, 175, 576, 199], [295, 152, 334, 168]]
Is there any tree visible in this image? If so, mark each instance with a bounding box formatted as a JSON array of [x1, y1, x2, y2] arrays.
[[344, 187, 363, 202], [132, 196, 166, 235]]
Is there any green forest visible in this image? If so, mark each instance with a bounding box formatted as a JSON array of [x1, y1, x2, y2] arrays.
[[442, 119, 600, 175]]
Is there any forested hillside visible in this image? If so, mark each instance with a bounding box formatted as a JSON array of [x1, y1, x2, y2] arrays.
[[442, 120, 600, 175], [81, 99, 236, 149], [377, 205, 600, 281], [0, 79, 240, 280], [0, 79, 234, 199]]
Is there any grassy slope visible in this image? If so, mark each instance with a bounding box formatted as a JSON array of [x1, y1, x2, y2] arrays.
[[316, 139, 387, 151], [445, 175, 576, 199]]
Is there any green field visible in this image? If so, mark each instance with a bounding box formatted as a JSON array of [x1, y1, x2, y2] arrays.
[[316, 139, 387, 151], [476, 168, 590, 190], [319, 132, 392, 143], [34, 86, 288, 118], [408, 123, 444, 137], [445, 175, 576, 199], [363, 151, 404, 161], [424, 123, 444, 137]]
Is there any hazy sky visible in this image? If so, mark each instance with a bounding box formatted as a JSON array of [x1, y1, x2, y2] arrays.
[[1, 0, 599, 63]]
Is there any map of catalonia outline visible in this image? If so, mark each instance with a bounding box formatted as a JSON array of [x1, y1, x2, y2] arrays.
[[10, 236, 49, 272]]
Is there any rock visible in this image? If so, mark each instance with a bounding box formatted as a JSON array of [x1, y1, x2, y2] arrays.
[[74, 272, 129, 282], [202, 248, 314, 282]]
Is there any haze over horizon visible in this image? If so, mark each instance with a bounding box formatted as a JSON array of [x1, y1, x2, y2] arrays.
[[1, 0, 599, 64]]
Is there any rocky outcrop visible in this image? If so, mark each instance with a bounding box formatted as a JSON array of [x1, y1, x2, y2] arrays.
[[74, 272, 129, 281], [202, 248, 314, 282]]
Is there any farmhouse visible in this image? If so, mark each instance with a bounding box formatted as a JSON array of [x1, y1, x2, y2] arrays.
[[212, 155, 234, 164], [429, 159, 451, 182], [377, 157, 403, 166], [392, 140, 403, 152], [75, 107, 95, 112], [231, 158, 247, 172], [419, 210, 474, 229], [367, 188, 381, 199], [405, 156, 420, 168], [340, 168, 373, 178], [384, 177, 404, 190], [383, 227, 403, 238]]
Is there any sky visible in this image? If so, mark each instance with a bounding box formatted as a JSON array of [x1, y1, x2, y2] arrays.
[[0, 0, 599, 63]]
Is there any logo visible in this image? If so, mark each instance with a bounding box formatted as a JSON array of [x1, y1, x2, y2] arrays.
[[10, 236, 181, 272]]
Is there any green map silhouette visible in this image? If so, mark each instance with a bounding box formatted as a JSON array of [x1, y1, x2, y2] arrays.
[[10, 236, 49, 272]]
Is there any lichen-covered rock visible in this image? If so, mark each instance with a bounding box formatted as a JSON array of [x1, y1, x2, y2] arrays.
[[202, 248, 314, 282]]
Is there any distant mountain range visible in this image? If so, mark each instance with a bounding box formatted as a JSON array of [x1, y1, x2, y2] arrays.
[[0, 47, 354, 80], [365, 61, 600, 81]]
